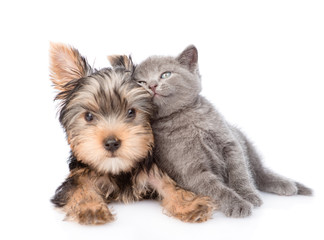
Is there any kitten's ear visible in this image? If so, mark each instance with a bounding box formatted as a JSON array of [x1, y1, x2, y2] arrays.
[[108, 55, 134, 72], [176, 45, 198, 72], [49, 42, 91, 93]]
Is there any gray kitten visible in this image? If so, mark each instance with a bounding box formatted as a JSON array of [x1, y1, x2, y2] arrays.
[[131, 46, 313, 217]]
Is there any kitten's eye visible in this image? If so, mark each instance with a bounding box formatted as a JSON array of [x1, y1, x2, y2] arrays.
[[137, 81, 147, 85], [85, 112, 94, 122], [127, 108, 136, 119], [161, 72, 171, 79]]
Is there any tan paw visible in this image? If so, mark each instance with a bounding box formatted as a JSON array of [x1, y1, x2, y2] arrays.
[[66, 202, 114, 225], [162, 189, 216, 223]]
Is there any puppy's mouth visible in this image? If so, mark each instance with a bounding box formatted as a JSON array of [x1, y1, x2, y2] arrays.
[[105, 152, 118, 158]]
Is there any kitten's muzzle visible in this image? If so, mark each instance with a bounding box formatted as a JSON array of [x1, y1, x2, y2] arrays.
[[104, 137, 121, 152], [149, 84, 158, 93]]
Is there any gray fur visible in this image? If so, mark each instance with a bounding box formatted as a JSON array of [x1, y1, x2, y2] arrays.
[[133, 45, 312, 218]]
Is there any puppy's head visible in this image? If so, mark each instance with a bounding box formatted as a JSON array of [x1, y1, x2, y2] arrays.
[[50, 43, 153, 174]]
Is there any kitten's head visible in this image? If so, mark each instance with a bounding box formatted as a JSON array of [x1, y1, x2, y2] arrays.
[[132, 45, 201, 118]]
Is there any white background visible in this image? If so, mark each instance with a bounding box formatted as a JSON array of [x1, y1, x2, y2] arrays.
[[0, 1, 323, 239]]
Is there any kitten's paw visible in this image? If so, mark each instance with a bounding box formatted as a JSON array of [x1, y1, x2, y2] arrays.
[[65, 202, 115, 225], [296, 182, 313, 196], [273, 181, 298, 196], [243, 192, 263, 207], [222, 198, 253, 218]]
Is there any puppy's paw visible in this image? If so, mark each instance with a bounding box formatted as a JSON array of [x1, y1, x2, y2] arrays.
[[222, 198, 253, 218], [162, 189, 216, 223], [66, 202, 114, 225], [78, 205, 114, 225]]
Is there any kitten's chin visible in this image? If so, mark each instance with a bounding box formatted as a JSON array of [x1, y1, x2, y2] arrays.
[[152, 94, 168, 105]]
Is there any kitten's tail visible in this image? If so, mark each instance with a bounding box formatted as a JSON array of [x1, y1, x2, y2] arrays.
[[253, 167, 313, 196], [243, 135, 313, 196], [233, 126, 313, 196]]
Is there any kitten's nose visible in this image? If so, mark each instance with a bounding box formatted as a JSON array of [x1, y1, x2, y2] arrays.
[[104, 137, 121, 152], [149, 84, 158, 93]]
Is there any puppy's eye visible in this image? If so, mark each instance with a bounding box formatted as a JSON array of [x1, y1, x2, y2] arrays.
[[127, 108, 136, 119], [137, 81, 147, 85], [85, 112, 94, 122], [161, 72, 171, 79]]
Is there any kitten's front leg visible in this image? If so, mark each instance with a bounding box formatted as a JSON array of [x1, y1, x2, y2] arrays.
[[184, 171, 254, 217], [223, 141, 263, 207]]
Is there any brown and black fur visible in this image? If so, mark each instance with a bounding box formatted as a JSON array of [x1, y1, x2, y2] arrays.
[[49, 43, 215, 225]]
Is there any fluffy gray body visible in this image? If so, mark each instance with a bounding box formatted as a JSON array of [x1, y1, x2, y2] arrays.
[[133, 46, 312, 217]]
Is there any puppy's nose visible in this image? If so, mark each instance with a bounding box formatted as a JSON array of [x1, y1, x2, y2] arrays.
[[104, 137, 121, 152], [149, 84, 158, 93]]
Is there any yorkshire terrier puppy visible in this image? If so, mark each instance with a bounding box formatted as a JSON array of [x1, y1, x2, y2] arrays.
[[49, 43, 215, 225]]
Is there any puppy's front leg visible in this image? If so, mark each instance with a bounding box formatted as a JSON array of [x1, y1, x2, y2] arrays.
[[147, 165, 216, 223], [52, 168, 114, 225]]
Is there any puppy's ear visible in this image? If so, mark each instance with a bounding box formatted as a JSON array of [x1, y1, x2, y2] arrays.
[[108, 55, 134, 72], [49, 42, 91, 92], [176, 45, 198, 72]]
